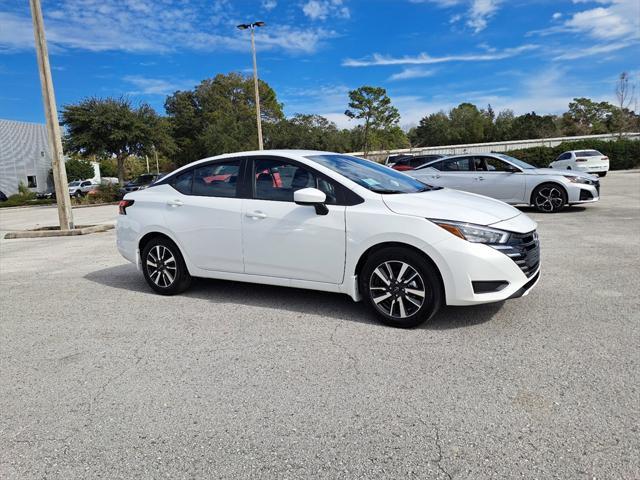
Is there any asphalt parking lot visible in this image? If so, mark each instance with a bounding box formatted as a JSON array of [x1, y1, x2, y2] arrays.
[[1, 171, 639, 479]]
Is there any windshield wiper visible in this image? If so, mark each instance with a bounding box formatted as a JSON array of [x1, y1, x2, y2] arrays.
[[369, 187, 405, 194]]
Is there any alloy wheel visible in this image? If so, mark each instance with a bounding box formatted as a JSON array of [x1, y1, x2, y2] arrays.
[[369, 261, 426, 319], [146, 245, 177, 288], [534, 186, 564, 212]]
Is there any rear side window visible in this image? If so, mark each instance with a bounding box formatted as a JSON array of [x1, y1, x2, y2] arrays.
[[192, 161, 241, 198], [441, 157, 471, 172]]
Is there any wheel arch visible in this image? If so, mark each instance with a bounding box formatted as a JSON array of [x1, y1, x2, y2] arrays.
[[529, 181, 568, 206], [354, 241, 446, 303]]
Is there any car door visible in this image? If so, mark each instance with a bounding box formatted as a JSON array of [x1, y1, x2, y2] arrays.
[[242, 157, 346, 284], [466, 156, 525, 203], [162, 160, 244, 273], [430, 156, 477, 192]]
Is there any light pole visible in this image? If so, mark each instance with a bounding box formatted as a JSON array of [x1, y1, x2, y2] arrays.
[[237, 21, 265, 150], [29, 0, 74, 230]]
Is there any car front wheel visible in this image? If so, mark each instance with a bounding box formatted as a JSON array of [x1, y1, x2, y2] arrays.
[[142, 237, 192, 295], [598, 172, 607, 177], [360, 247, 442, 328], [532, 183, 567, 213]]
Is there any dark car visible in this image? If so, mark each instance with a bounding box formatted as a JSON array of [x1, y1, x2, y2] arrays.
[[119, 173, 165, 198], [0, 190, 7, 202], [387, 154, 447, 171]]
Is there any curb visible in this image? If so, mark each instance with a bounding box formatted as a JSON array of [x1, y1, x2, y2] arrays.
[[4, 223, 114, 239]]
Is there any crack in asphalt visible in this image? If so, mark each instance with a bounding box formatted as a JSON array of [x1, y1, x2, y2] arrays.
[[329, 323, 361, 375]]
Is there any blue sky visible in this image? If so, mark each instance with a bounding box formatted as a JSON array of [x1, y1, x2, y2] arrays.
[[1, 0, 638, 129]]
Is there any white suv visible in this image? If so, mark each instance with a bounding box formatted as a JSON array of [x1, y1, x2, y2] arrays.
[[549, 150, 609, 177], [116, 151, 540, 328]]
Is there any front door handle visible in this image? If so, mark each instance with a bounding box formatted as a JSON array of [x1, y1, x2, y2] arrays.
[[167, 199, 184, 207], [431, 174, 441, 179], [476, 176, 485, 181], [246, 211, 267, 219]]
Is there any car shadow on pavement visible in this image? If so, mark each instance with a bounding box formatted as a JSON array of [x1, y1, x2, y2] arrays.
[[518, 205, 587, 214], [85, 264, 500, 330]]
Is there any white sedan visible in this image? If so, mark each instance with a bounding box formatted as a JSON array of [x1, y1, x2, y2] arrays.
[[117, 150, 540, 328], [549, 150, 609, 177], [408, 153, 600, 213]]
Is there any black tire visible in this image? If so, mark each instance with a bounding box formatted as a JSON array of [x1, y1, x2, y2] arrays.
[[142, 237, 191, 295], [74, 191, 82, 198], [598, 172, 607, 177], [531, 183, 567, 213], [360, 247, 442, 328]]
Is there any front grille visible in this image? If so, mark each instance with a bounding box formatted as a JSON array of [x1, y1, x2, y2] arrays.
[[492, 231, 540, 278]]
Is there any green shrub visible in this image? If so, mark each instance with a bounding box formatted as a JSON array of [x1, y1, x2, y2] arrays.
[[17, 182, 36, 200], [507, 139, 640, 170]]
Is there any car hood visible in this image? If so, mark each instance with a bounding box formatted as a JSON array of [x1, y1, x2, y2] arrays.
[[382, 188, 536, 233], [524, 168, 598, 180]]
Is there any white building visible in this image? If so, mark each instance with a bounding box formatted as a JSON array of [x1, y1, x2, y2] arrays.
[[0, 119, 54, 196]]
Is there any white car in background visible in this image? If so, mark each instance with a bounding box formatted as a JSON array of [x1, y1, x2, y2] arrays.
[[549, 150, 610, 177], [68, 179, 98, 197], [117, 150, 540, 328], [407, 153, 600, 213]]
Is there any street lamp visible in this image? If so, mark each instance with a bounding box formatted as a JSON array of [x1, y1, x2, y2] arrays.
[[237, 21, 266, 150]]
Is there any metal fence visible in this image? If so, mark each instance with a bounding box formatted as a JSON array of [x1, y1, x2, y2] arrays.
[[350, 132, 640, 162]]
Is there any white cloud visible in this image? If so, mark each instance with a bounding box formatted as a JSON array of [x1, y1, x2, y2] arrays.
[[388, 67, 436, 81], [466, 0, 501, 33], [530, 0, 639, 42], [123, 75, 196, 95], [552, 41, 634, 60], [262, 0, 277, 11], [302, 0, 350, 21], [343, 44, 538, 67], [0, 2, 335, 55], [552, 12, 562, 20], [410, 0, 502, 33]]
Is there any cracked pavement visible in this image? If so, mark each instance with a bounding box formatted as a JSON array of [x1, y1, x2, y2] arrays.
[[1, 171, 639, 479]]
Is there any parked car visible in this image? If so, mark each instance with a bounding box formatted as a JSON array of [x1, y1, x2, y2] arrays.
[[117, 150, 540, 328], [549, 150, 609, 177], [68, 180, 98, 197], [407, 153, 600, 213], [119, 173, 165, 198], [0, 190, 7, 202], [388, 154, 447, 171]]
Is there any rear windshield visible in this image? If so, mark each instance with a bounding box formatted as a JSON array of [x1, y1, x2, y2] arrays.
[[575, 150, 602, 157]]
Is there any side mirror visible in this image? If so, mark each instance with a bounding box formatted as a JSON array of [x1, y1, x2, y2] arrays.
[[506, 166, 520, 173], [294, 188, 328, 215]]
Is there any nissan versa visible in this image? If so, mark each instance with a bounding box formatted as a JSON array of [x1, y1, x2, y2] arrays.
[[116, 151, 541, 328]]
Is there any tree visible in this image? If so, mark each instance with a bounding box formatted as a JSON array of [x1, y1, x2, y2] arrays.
[[411, 111, 451, 147], [344, 86, 400, 153], [448, 103, 485, 144], [494, 109, 515, 140], [614, 72, 636, 135], [511, 112, 559, 139], [165, 73, 284, 166], [61, 97, 173, 184], [64, 157, 95, 181], [267, 114, 350, 151], [560, 98, 615, 135]]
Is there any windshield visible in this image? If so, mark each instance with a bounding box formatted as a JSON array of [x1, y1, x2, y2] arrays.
[[495, 153, 536, 169], [307, 154, 435, 194], [68, 181, 81, 186]]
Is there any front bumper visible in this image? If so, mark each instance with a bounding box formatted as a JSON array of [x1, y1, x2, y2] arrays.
[[432, 231, 541, 306], [567, 182, 600, 204]]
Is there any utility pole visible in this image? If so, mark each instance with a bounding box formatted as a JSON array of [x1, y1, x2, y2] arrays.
[[29, 0, 74, 229], [237, 22, 265, 150]]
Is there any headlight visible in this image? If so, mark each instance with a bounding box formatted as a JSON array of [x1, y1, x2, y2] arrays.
[[429, 220, 510, 244], [563, 175, 590, 184]]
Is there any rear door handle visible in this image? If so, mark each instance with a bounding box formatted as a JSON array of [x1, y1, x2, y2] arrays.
[[246, 211, 267, 219], [167, 199, 184, 207], [431, 174, 441, 179], [476, 176, 485, 181]]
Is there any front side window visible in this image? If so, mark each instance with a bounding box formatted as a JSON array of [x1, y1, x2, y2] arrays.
[[478, 157, 511, 172], [253, 158, 337, 203], [307, 154, 432, 194], [192, 161, 240, 198]]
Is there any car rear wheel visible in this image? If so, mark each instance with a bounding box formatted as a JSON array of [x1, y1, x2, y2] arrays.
[[360, 247, 442, 328], [532, 183, 567, 213], [142, 237, 191, 295], [598, 172, 607, 177]]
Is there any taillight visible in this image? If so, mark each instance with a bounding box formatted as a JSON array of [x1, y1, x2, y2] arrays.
[[575, 158, 587, 162], [118, 199, 134, 215], [603, 157, 609, 161]]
